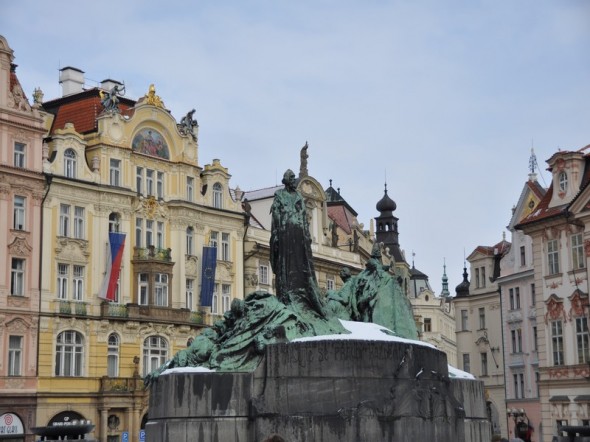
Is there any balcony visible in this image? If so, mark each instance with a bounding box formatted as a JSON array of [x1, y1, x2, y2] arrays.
[[100, 376, 143, 393], [100, 302, 129, 318], [133, 246, 172, 262], [127, 304, 190, 322], [57, 300, 88, 316]]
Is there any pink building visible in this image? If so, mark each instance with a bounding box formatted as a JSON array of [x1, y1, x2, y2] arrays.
[[0, 35, 46, 441]]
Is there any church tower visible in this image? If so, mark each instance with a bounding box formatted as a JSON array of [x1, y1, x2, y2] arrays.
[[375, 183, 406, 264]]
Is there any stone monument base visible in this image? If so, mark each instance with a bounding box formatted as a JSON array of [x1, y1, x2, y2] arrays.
[[147, 339, 490, 442]]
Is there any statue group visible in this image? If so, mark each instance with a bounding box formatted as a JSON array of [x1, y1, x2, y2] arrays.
[[146, 169, 417, 384]]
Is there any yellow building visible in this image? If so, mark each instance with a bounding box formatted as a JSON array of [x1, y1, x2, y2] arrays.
[[36, 68, 245, 441]]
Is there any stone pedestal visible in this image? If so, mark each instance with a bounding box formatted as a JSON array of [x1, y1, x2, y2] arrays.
[[147, 340, 490, 442]]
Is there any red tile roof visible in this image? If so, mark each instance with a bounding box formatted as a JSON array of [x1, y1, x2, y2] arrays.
[[43, 89, 135, 135], [328, 205, 353, 234]]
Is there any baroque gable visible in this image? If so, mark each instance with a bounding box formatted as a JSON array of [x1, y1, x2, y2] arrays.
[[8, 236, 32, 257]]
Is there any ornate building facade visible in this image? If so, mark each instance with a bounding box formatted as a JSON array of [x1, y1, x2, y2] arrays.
[[0, 35, 46, 441], [34, 67, 245, 441], [454, 238, 510, 439], [517, 146, 590, 441], [496, 157, 546, 440]]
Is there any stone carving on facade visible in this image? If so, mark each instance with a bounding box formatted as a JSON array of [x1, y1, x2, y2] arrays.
[[55, 238, 90, 262], [32, 87, 44, 106], [7, 296, 29, 309], [134, 196, 167, 219], [573, 366, 590, 378], [185, 255, 198, 277], [549, 367, 570, 379], [244, 273, 258, 287], [8, 81, 31, 112], [545, 294, 567, 324], [568, 289, 589, 320], [4, 378, 25, 389], [8, 237, 32, 257], [99, 83, 125, 113], [542, 227, 560, 241], [6, 318, 28, 333]]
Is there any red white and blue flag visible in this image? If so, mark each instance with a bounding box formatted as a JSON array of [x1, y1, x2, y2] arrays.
[[99, 232, 126, 301]]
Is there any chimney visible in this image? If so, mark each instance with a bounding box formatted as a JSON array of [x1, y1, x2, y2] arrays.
[[100, 78, 123, 92], [59, 67, 85, 96]]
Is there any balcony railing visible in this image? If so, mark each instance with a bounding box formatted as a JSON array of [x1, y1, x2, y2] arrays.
[[100, 302, 129, 318], [58, 300, 88, 316], [133, 246, 172, 262]]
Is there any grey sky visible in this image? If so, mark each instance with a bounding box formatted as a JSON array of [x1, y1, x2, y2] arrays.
[[2, 0, 589, 294]]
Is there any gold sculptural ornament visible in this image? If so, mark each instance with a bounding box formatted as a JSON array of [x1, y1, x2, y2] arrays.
[[144, 84, 164, 108]]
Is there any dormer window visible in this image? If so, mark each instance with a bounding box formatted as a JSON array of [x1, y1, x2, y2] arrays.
[[558, 171, 568, 192]]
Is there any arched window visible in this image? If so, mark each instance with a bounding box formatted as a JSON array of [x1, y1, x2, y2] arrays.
[[143, 336, 168, 376], [186, 227, 194, 255], [55, 331, 84, 376], [212, 182, 223, 209], [109, 213, 121, 233], [107, 333, 119, 377], [64, 149, 77, 178]]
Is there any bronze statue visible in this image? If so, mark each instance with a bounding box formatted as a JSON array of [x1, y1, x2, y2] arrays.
[[270, 169, 325, 318], [179, 109, 198, 138], [99, 83, 125, 113]]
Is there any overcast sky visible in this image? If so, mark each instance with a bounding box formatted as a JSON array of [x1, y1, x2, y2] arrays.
[[3, 1, 589, 294]]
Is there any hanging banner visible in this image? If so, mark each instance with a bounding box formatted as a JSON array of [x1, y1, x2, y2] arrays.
[[99, 232, 126, 301], [200, 246, 217, 306]]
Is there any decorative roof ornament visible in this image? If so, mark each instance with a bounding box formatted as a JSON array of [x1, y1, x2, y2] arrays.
[[99, 83, 125, 113], [32, 87, 44, 107], [441, 259, 450, 297], [143, 84, 164, 108], [179, 109, 198, 140], [299, 141, 309, 178]]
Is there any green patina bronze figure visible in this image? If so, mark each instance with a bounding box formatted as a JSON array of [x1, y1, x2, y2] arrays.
[[145, 167, 417, 385]]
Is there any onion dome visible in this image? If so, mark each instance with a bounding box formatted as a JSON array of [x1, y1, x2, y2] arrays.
[[376, 184, 396, 214], [455, 267, 470, 297]]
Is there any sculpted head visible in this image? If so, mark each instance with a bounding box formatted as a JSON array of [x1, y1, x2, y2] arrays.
[[282, 169, 296, 191]]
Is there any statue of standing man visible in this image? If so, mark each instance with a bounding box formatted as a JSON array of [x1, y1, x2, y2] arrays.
[[270, 169, 325, 319]]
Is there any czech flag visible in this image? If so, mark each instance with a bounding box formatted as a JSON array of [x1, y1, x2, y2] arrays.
[[99, 232, 126, 301]]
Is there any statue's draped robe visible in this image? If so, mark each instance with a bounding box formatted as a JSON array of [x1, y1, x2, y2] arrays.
[[270, 187, 324, 318]]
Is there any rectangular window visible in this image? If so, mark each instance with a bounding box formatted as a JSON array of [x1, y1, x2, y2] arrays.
[[480, 352, 488, 376], [186, 279, 194, 310], [461, 309, 468, 331], [513, 374, 523, 399], [59, 204, 70, 237], [72, 265, 84, 301], [11, 258, 25, 296], [210, 231, 218, 249], [211, 283, 219, 314], [156, 221, 164, 249], [157, 172, 164, 199], [110, 159, 121, 186], [74, 206, 84, 239], [535, 371, 540, 397], [424, 318, 432, 332], [259, 264, 269, 285], [186, 228, 194, 255], [14, 142, 25, 168], [576, 317, 589, 364], [478, 307, 485, 329], [13, 195, 25, 230], [138, 274, 149, 305], [572, 233, 585, 270], [517, 328, 522, 352], [8, 335, 23, 376], [222, 284, 231, 312], [515, 287, 521, 309], [146, 220, 153, 247], [531, 283, 536, 306], [187, 176, 194, 202], [221, 233, 230, 261], [481, 267, 486, 287], [136, 167, 143, 195], [462, 353, 470, 372], [154, 273, 168, 306], [509, 288, 515, 310], [146, 169, 154, 196], [135, 218, 143, 247], [548, 239, 560, 274], [475, 268, 480, 288], [552, 320, 564, 366], [533, 326, 538, 351], [511, 330, 516, 353], [57, 264, 69, 299], [520, 245, 526, 266], [326, 276, 335, 291]]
